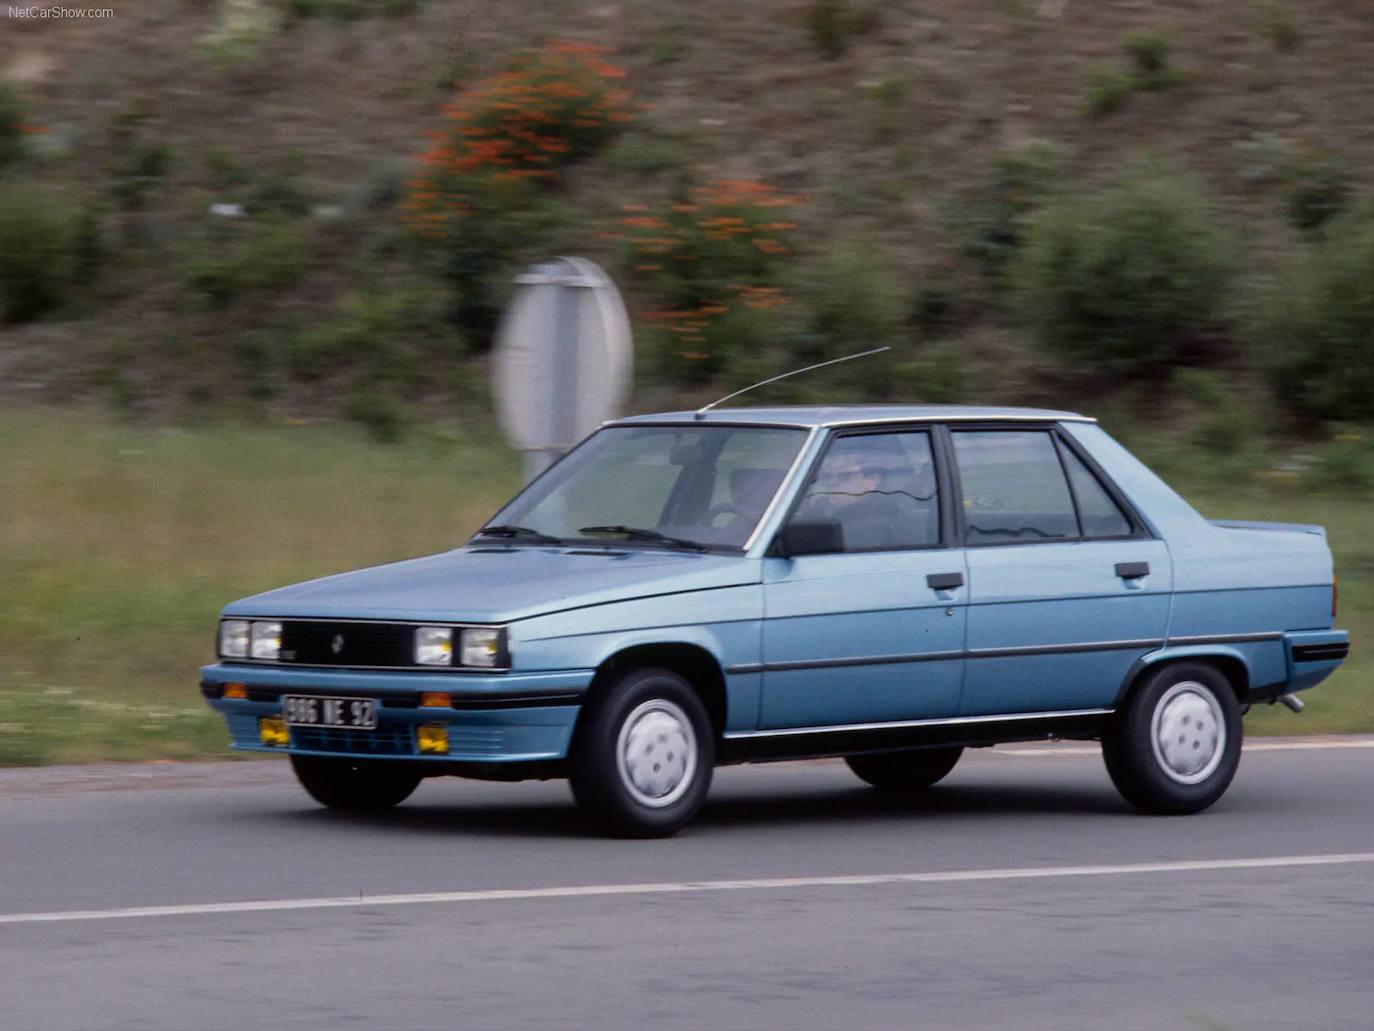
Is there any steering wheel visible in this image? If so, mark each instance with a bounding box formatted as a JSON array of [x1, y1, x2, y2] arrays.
[[706, 503, 743, 526]]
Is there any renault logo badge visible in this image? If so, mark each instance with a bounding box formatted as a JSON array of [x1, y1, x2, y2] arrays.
[[331, 634, 346, 655]]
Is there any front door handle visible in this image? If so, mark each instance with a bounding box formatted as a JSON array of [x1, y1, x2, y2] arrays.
[[1115, 561, 1150, 579], [927, 572, 965, 590]]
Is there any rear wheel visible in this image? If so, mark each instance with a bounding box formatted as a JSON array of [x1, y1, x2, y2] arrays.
[[1102, 662, 1242, 815], [569, 667, 714, 838], [290, 755, 421, 811], [845, 746, 963, 792]]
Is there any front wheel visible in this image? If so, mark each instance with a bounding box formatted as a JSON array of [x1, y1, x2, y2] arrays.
[[569, 668, 714, 838], [1102, 663, 1242, 815], [290, 755, 421, 811], [845, 746, 963, 792]]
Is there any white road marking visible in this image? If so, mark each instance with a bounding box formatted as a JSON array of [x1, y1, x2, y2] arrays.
[[5, 852, 1374, 927]]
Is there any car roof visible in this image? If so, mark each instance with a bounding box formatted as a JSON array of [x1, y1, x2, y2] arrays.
[[607, 405, 1095, 430]]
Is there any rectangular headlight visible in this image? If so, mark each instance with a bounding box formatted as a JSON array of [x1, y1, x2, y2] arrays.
[[415, 626, 454, 666], [460, 627, 505, 668], [220, 620, 250, 658], [250, 621, 282, 660]]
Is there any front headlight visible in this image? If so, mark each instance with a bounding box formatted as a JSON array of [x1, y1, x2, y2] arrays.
[[415, 626, 454, 666], [220, 620, 250, 658], [460, 627, 506, 668], [250, 621, 282, 660]]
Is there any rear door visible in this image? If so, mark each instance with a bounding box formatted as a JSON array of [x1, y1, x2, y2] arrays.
[[759, 428, 968, 729], [949, 424, 1171, 716]]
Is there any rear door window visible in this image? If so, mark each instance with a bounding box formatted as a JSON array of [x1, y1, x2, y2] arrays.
[[952, 430, 1077, 543]]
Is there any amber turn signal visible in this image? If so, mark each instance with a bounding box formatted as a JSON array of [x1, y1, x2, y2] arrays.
[[419, 692, 452, 708], [223, 683, 248, 700]]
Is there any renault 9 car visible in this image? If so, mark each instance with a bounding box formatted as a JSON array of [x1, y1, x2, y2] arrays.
[[200, 406, 1349, 836]]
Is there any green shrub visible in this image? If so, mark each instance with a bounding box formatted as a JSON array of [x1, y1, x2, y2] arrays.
[[904, 342, 971, 404], [1254, 0, 1300, 52], [1306, 431, 1374, 491], [248, 154, 310, 217], [620, 179, 801, 383], [200, 0, 282, 66], [345, 387, 409, 443], [0, 185, 77, 323], [1285, 151, 1351, 234], [1257, 207, 1374, 421], [0, 81, 26, 168], [109, 141, 173, 212], [1175, 369, 1257, 456], [1012, 165, 1234, 373], [285, 0, 419, 19], [1084, 65, 1134, 117], [804, 243, 904, 353], [407, 42, 630, 346], [963, 138, 1066, 286], [803, 0, 880, 60], [604, 131, 687, 178], [183, 219, 309, 309], [1123, 32, 1179, 90]]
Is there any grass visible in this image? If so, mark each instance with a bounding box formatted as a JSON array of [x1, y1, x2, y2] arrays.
[[0, 411, 1367, 765], [0, 410, 520, 765]]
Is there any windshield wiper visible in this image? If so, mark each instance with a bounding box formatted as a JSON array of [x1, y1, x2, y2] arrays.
[[474, 525, 563, 545], [578, 525, 707, 552]]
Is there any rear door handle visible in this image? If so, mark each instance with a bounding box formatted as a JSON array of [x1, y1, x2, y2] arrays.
[[1115, 561, 1149, 579], [927, 572, 964, 590]]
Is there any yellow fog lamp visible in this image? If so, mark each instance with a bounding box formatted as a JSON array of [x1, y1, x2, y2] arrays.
[[258, 717, 289, 747], [417, 724, 449, 755]]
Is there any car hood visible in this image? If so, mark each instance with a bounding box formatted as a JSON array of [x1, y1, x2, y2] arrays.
[[221, 546, 758, 623]]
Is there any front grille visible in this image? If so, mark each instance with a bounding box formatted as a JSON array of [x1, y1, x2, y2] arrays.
[[291, 726, 416, 756], [281, 621, 415, 668]]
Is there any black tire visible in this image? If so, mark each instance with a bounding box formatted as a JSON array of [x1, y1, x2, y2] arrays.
[[290, 755, 421, 811], [569, 667, 715, 838], [1102, 662, 1242, 815], [845, 746, 963, 792]]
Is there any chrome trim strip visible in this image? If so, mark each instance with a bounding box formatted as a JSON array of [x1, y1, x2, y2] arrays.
[[223, 616, 505, 629], [607, 413, 1096, 430], [723, 708, 1114, 740], [221, 660, 513, 674], [725, 638, 1163, 675], [818, 414, 1096, 427], [1166, 632, 1284, 646], [742, 425, 823, 553], [970, 638, 1163, 659]]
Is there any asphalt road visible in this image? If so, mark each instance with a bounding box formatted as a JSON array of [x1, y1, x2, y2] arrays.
[[3, 741, 1373, 1030]]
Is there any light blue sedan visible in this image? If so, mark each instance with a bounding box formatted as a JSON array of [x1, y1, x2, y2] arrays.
[[200, 406, 1349, 836]]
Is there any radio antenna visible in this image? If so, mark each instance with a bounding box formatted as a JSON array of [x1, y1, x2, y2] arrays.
[[693, 346, 891, 420]]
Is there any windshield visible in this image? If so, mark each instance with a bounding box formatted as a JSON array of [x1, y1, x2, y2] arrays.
[[483, 425, 807, 550]]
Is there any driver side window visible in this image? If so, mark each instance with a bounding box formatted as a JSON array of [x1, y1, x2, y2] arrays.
[[792, 432, 940, 552]]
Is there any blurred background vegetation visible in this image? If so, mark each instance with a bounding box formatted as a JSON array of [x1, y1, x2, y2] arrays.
[[2, 0, 1372, 760]]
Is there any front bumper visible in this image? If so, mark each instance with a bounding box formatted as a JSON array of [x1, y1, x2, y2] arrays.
[[199, 663, 593, 763]]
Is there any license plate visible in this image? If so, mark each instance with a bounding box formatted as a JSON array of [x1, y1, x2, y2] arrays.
[[282, 695, 377, 729]]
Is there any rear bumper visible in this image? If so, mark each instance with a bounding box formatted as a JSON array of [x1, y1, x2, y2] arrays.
[[1246, 629, 1351, 703], [199, 663, 592, 763]]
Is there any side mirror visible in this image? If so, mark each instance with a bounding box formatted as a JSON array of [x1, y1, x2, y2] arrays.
[[776, 520, 844, 557]]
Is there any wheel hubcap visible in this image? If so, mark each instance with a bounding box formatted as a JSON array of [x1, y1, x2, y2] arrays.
[[1151, 682, 1226, 785], [616, 699, 697, 808]]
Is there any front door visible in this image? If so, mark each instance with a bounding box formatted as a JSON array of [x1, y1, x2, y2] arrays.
[[760, 430, 968, 729], [949, 427, 1172, 716]]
